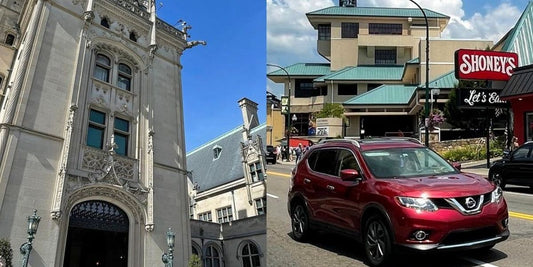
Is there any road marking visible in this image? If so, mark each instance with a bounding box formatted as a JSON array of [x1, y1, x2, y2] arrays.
[[267, 193, 279, 199], [462, 257, 498, 267], [267, 171, 291, 178], [509, 211, 533, 221]]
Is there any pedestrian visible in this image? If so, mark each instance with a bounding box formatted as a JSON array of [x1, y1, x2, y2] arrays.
[[295, 143, 303, 163], [511, 136, 519, 150], [276, 145, 281, 160]]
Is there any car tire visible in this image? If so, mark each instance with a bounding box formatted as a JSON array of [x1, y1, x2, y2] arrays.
[[364, 215, 393, 267], [291, 203, 310, 242]]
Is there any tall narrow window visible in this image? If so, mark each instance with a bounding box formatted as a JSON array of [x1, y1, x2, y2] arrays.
[[318, 24, 331, 40], [114, 117, 130, 156], [5, 34, 15, 46], [255, 198, 266, 215], [87, 109, 106, 149], [241, 242, 261, 267], [205, 245, 221, 267], [94, 54, 111, 82], [129, 31, 137, 42], [101, 18, 110, 28], [117, 63, 132, 91], [249, 162, 264, 182]]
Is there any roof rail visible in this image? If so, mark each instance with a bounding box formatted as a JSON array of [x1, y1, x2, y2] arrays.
[[358, 137, 422, 145], [318, 138, 361, 148]]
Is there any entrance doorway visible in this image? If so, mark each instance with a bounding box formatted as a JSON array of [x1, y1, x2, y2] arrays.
[[64, 200, 129, 267]]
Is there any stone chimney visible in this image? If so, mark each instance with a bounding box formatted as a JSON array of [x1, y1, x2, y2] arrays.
[[238, 98, 259, 141], [339, 0, 357, 7]]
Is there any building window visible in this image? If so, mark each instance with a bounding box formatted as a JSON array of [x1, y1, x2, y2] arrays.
[[249, 162, 264, 182], [114, 117, 130, 156], [117, 63, 132, 91], [367, 83, 382, 91], [318, 24, 331, 40], [87, 109, 106, 149], [213, 145, 222, 160], [338, 84, 357, 95], [241, 242, 261, 267], [94, 54, 111, 82], [375, 49, 397, 65], [205, 245, 221, 267], [101, 17, 110, 28], [527, 113, 533, 141], [129, 31, 137, 42], [294, 79, 321, 98], [255, 198, 266, 215], [341, 23, 359, 38], [198, 211, 212, 222], [216, 206, 233, 223], [369, 23, 402, 35], [5, 34, 15, 46]]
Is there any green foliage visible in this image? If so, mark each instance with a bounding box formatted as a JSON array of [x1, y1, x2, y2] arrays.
[[0, 238, 13, 267], [444, 81, 491, 133], [188, 254, 202, 267], [439, 139, 504, 162], [315, 103, 345, 119]]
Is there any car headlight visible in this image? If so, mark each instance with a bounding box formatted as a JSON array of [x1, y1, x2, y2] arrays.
[[396, 197, 438, 212], [491, 186, 503, 203]]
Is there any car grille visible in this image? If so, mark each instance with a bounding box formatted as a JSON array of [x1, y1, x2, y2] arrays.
[[440, 226, 499, 246], [431, 192, 492, 215]]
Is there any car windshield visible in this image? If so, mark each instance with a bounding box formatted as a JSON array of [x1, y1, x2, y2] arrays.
[[362, 147, 458, 179]]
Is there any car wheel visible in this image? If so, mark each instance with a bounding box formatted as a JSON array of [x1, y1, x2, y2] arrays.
[[364, 215, 393, 267], [291, 203, 310, 242]]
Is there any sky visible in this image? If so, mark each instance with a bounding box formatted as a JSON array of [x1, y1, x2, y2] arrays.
[[267, 0, 531, 96], [156, 1, 266, 152]]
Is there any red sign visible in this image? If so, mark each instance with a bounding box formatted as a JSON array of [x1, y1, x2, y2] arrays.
[[455, 49, 518, 81]]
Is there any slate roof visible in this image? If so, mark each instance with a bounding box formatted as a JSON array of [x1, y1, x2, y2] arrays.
[[314, 65, 404, 82], [344, 85, 417, 105], [501, 1, 533, 66], [186, 123, 266, 193], [267, 63, 331, 77], [307, 6, 449, 19]]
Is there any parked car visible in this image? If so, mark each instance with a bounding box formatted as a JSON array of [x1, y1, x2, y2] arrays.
[[288, 138, 509, 267], [489, 141, 533, 189], [265, 145, 277, 164]]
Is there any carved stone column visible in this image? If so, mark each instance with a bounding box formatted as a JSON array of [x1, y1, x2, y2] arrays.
[[145, 130, 155, 231]]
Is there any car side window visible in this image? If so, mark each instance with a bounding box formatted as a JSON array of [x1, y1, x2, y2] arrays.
[[512, 146, 530, 160], [310, 149, 338, 176], [338, 149, 361, 174]]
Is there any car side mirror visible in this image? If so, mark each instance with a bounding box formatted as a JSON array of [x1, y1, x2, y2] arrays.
[[502, 149, 511, 159], [452, 162, 461, 171], [340, 169, 361, 181]]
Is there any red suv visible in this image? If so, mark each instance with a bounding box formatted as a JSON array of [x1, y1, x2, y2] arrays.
[[288, 138, 509, 266]]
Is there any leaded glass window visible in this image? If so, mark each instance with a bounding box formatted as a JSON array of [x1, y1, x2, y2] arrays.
[[205, 245, 221, 267], [117, 63, 132, 91], [241, 242, 261, 267], [94, 54, 111, 82], [216, 206, 233, 223], [87, 109, 106, 149]]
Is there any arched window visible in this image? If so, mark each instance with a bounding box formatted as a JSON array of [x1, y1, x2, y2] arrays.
[[240, 241, 261, 267], [129, 31, 137, 42], [205, 245, 221, 267], [117, 63, 132, 91], [5, 34, 15, 46], [94, 54, 111, 82], [101, 17, 110, 28]]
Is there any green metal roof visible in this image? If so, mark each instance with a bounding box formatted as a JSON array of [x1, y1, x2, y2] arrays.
[[406, 57, 420, 64], [344, 85, 417, 105], [315, 65, 404, 82], [426, 71, 458, 89], [307, 6, 449, 19], [501, 1, 533, 66], [267, 63, 331, 77]]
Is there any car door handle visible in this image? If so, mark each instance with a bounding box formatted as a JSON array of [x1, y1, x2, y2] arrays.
[[304, 178, 311, 184], [326, 185, 335, 191]]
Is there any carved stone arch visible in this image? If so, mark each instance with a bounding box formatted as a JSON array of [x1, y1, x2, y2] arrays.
[[66, 184, 147, 225], [191, 241, 202, 258], [203, 241, 224, 261], [91, 38, 145, 71]]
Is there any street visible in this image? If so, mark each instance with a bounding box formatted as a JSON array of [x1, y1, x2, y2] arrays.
[[266, 161, 533, 267]]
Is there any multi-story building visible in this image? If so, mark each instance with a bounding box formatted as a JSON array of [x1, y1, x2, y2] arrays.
[[267, 0, 493, 140], [266, 92, 284, 146], [187, 98, 266, 267], [0, 0, 201, 266]]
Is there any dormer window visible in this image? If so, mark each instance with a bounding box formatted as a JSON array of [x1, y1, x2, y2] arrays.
[[129, 31, 137, 42], [213, 145, 222, 160], [5, 34, 15, 46], [101, 17, 110, 28]]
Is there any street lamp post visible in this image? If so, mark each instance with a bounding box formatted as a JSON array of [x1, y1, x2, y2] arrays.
[[20, 210, 40, 267], [161, 228, 175, 267], [410, 0, 430, 147], [267, 64, 292, 153]]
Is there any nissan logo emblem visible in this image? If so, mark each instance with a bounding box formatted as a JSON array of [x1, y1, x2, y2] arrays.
[[465, 197, 477, 209]]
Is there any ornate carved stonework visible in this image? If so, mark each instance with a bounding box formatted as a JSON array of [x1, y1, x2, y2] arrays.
[[93, 42, 140, 68]]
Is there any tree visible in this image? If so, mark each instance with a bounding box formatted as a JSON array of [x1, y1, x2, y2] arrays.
[[315, 103, 345, 120], [0, 239, 12, 267]]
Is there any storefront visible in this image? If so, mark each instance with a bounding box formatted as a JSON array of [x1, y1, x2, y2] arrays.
[[500, 64, 533, 144]]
